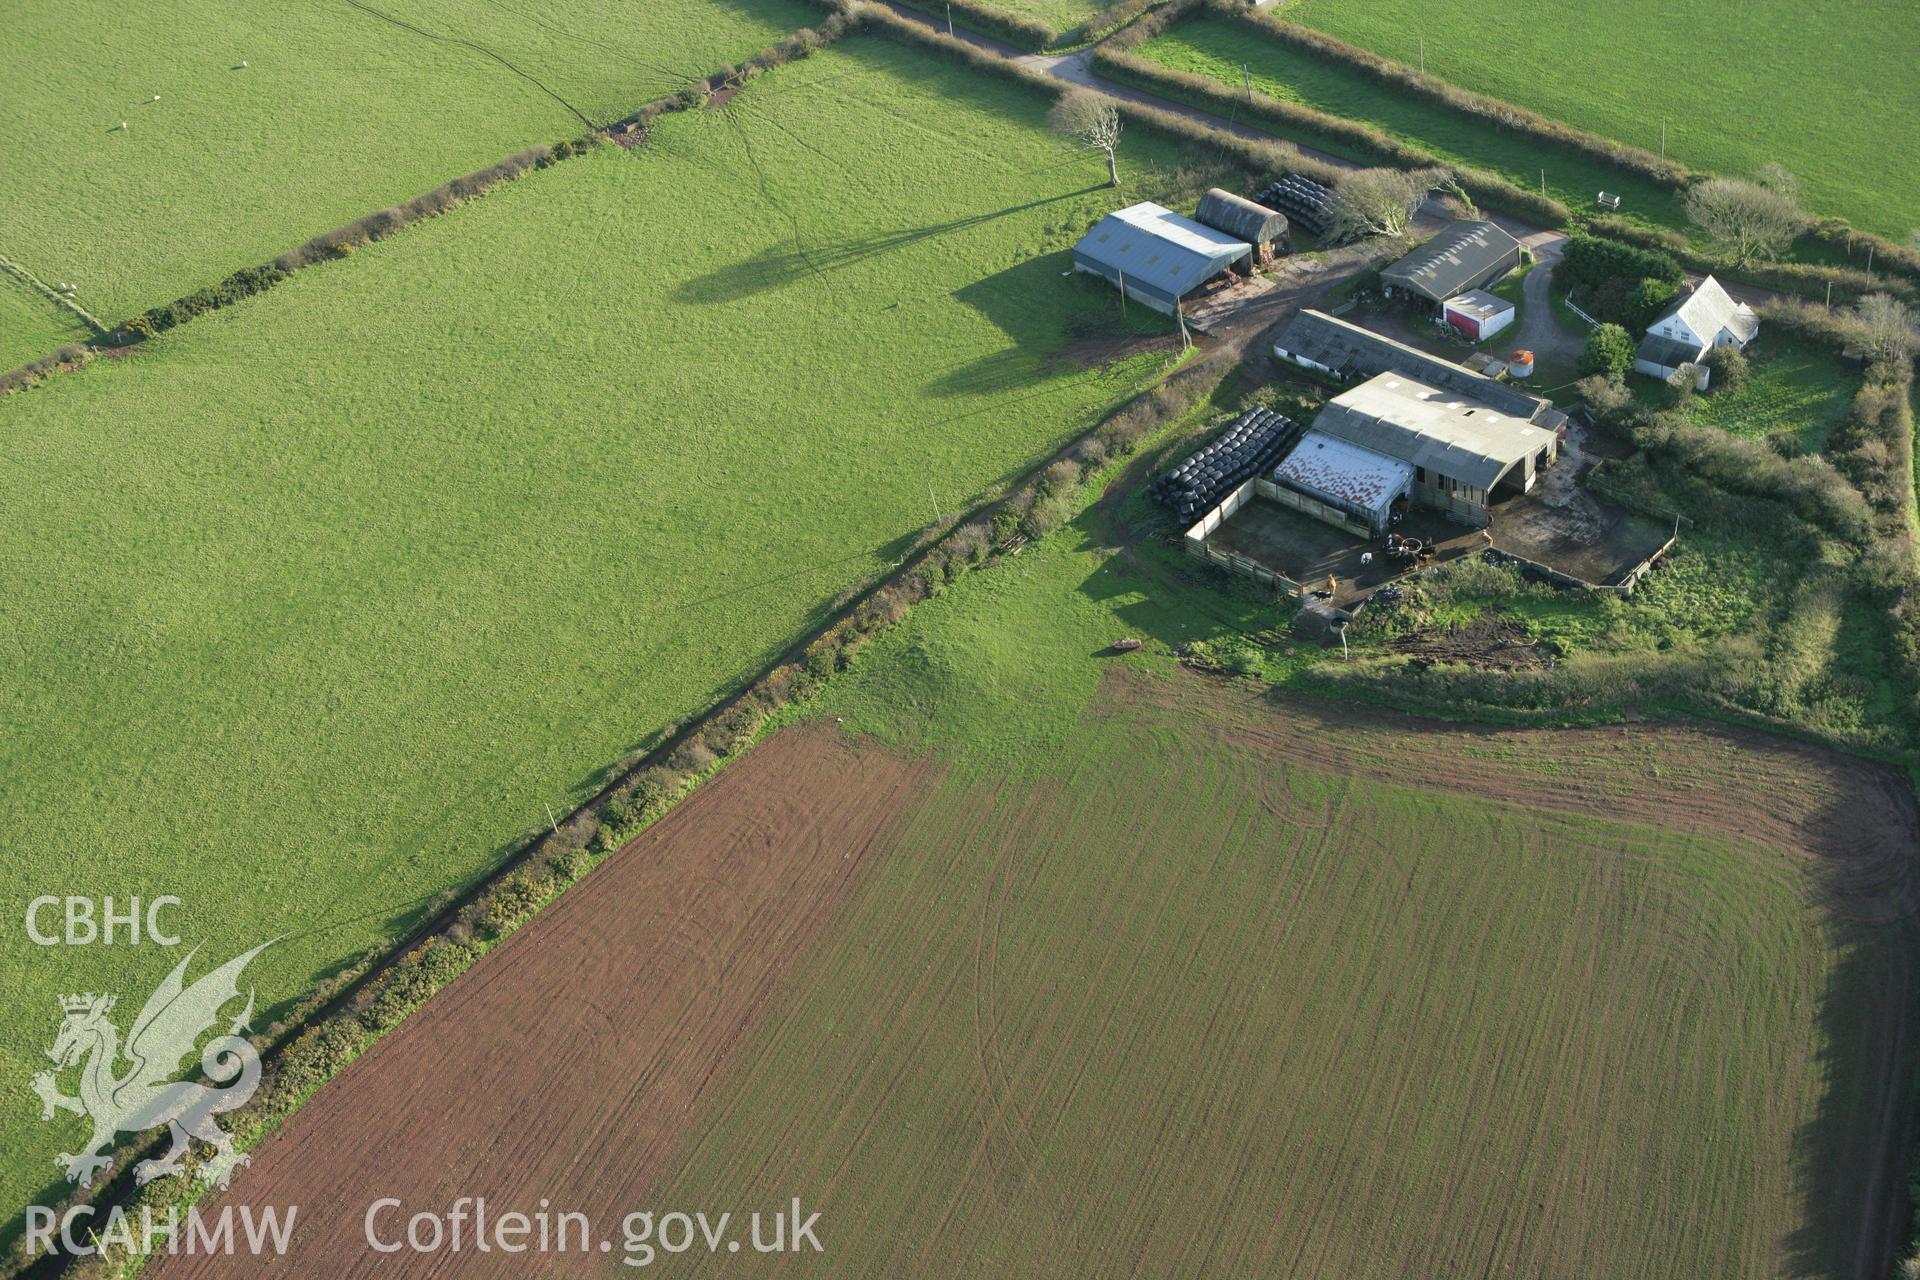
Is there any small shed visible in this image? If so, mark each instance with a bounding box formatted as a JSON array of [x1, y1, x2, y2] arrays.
[[1071, 203, 1252, 316], [1442, 290, 1515, 341], [1195, 188, 1289, 264]]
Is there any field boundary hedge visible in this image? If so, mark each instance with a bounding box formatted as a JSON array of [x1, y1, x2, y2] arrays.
[[0, 20, 855, 399], [912, 0, 1056, 51], [1581, 214, 1915, 308], [0, 253, 109, 339], [1201, 0, 1920, 287], [26, 320, 1235, 1278], [1090, 0, 1571, 227], [816, 0, 1345, 188]]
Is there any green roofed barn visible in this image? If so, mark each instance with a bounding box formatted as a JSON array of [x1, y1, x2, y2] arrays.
[[1072, 202, 1252, 316]]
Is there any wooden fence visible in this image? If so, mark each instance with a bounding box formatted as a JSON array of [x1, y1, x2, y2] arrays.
[[1253, 477, 1372, 538]]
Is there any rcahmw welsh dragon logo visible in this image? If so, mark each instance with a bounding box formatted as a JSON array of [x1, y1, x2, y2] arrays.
[[31, 942, 273, 1190]]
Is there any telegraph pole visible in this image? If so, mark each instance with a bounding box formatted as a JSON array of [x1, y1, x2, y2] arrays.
[[1419, 36, 1425, 73], [946, 2, 954, 35], [1243, 64, 1252, 103]]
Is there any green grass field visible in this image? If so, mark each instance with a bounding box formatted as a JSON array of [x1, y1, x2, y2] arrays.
[[991, 0, 1121, 31], [0, 0, 815, 324], [1137, 14, 1690, 232], [637, 514, 1915, 1275], [1282, 0, 1920, 237], [0, 274, 90, 370], [0, 34, 1239, 1225], [1657, 342, 1862, 451]]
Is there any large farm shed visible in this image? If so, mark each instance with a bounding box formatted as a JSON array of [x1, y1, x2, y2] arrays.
[[1272, 309, 1568, 433], [1380, 220, 1523, 305], [1072, 203, 1251, 316], [1195, 188, 1288, 264], [1309, 372, 1559, 525]]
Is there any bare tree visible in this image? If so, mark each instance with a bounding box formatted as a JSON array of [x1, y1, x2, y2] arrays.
[[1327, 168, 1423, 243], [1755, 162, 1805, 205], [1684, 176, 1806, 265], [1854, 292, 1919, 363], [1436, 174, 1478, 219], [1050, 91, 1122, 188]]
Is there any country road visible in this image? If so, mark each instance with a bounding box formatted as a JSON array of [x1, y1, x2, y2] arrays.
[[884, 1, 1786, 328]]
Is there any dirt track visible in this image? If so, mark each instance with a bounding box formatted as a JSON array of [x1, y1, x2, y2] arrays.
[[149, 723, 935, 1279]]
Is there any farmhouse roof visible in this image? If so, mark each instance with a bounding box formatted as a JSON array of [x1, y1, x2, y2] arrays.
[[1311, 372, 1556, 492], [1194, 188, 1288, 244], [1072, 203, 1251, 299], [1380, 220, 1523, 303], [1273, 309, 1554, 422], [1636, 332, 1706, 370], [1273, 431, 1413, 517], [1657, 275, 1759, 345]]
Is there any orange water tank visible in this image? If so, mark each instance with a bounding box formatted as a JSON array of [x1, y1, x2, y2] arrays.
[[1508, 349, 1536, 378]]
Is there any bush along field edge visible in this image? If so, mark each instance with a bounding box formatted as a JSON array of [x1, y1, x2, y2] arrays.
[[883, 0, 1171, 54], [0, 17, 859, 399], [24, 294, 1236, 1277], [10, 3, 1918, 1271], [1147, 0, 1920, 286], [1092, 0, 1571, 227]]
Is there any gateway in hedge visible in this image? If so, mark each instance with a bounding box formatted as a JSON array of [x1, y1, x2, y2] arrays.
[[1072, 202, 1251, 316]]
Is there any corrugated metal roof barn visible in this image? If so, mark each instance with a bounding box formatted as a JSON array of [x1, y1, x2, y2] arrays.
[[1273, 309, 1563, 429], [1380, 220, 1523, 304], [1273, 431, 1414, 530], [1194, 188, 1288, 248], [1072, 203, 1251, 315]]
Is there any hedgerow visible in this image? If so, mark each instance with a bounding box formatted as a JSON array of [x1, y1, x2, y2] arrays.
[[1203, 0, 1920, 293], [1092, 0, 1569, 227], [930, 0, 1056, 50]]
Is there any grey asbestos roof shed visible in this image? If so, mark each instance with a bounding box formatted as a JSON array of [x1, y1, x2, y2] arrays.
[[1380, 220, 1522, 303], [1195, 189, 1288, 246], [1272, 309, 1558, 424], [1072, 203, 1251, 315], [1312, 372, 1555, 492]]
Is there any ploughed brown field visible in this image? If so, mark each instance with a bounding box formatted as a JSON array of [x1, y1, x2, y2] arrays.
[[151, 673, 1920, 1279]]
